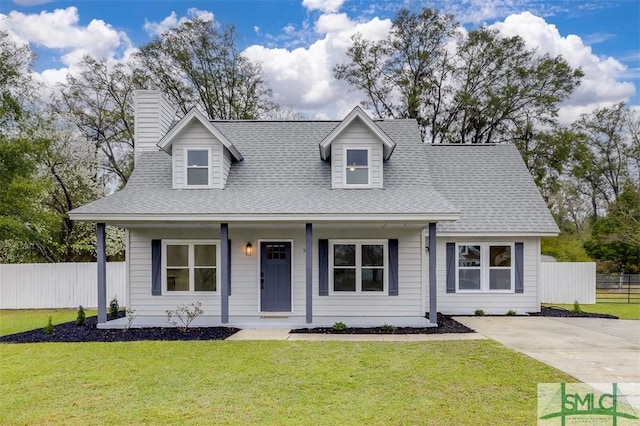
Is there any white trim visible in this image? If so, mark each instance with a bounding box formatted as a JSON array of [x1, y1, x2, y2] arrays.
[[328, 239, 388, 295], [70, 212, 461, 223], [420, 228, 427, 316], [343, 146, 371, 188], [455, 242, 515, 293], [184, 147, 212, 188], [257, 239, 295, 314], [319, 106, 396, 161], [438, 231, 558, 237], [162, 239, 221, 294], [157, 108, 243, 161]]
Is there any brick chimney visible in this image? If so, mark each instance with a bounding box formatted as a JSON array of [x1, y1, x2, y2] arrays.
[[134, 90, 176, 157]]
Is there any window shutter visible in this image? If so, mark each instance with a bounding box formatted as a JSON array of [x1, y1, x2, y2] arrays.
[[388, 239, 399, 296], [151, 239, 161, 296], [446, 242, 456, 293], [227, 240, 232, 296], [319, 239, 328, 296], [514, 242, 524, 293]]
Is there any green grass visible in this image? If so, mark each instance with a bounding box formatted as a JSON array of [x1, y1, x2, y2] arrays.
[[0, 309, 97, 336], [0, 340, 573, 425], [544, 303, 640, 320]]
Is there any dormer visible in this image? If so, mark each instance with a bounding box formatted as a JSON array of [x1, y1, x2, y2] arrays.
[[157, 108, 243, 189], [319, 106, 396, 189]]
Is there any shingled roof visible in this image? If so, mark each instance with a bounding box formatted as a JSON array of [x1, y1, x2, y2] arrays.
[[69, 118, 558, 235]]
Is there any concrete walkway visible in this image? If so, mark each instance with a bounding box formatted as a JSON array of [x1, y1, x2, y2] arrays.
[[226, 328, 486, 342], [455, 316, 640, 384]]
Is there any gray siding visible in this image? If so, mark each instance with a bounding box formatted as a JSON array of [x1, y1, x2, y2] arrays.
[[433, 236, 541, 315], [171, 120, 225, 189], [331, 119, 384, 189], [134, 90, 175, 154]]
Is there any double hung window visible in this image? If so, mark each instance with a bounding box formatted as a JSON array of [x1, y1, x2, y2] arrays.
[[344, 148, 369, 186], [164, 241, 218, 293], [331, 241, 386, 293], [457, 243, 513, 292], [186, 149, 210, 186]]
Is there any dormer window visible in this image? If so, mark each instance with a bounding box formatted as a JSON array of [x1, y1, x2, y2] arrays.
[[186, 149, 210, 186], [345, 148, 369, 186]]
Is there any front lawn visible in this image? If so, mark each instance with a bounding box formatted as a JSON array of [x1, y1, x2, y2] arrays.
[[0, 309, 97, 337], [0, 340, 573, 425], [544, 303, 640, 320]]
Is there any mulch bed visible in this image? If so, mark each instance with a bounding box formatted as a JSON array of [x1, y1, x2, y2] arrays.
[[0, 315, 240, 344], [534, 305, 618, 319], [290, 313, 474, 334]]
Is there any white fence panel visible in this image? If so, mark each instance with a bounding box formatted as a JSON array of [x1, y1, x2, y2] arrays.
[[0, 262, 126, 309], [540, 262, 596, 304]]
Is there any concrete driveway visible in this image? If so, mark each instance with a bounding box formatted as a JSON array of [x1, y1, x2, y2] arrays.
[[455, 316, 640, 384]]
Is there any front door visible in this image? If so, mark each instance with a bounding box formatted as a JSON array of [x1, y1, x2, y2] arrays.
[[260, 242, 292, 312]]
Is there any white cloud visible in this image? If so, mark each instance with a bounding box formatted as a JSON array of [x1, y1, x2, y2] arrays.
[[490, 12, 636, 123], [2, 7, 130, 66], [244, 15, 391, 118], [143, 8, 214, 36], [302, 0, 345, 14]]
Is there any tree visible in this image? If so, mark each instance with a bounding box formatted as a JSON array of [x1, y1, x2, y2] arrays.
[[334, 8, 457, 141], [584, 183, 640, 274], [135, 17, 276, 119], [0, 31, 36, 130], [54, 56, 137, 188], [334, 9, 583, 145]]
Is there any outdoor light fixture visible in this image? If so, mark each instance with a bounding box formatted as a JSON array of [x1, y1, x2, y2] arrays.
[[245, 242, 253, 256]]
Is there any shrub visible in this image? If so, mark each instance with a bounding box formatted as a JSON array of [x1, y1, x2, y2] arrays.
[[124, 308, 137, 332], [381, 323, 398, 333], [332, 321, 347, 332], [572, 300, 582, 313], [474, 309, 485, 316], [166, 302, 203, 331], [76, 305, 86, 326], [109, 297, 119, 319], [506, 310, 516, 316], [43, 316, 54, 335]]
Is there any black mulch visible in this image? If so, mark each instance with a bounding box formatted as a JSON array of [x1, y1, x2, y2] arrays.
[[290, 313, 474, 334], [533, 305, 618, 319], [0, 315, 240, 344]]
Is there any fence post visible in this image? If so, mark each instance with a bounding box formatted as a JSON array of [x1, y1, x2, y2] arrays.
[[628, 275, 632, 304]]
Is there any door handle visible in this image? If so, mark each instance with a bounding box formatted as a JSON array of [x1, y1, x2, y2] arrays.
[[260, 272, 264, 289]]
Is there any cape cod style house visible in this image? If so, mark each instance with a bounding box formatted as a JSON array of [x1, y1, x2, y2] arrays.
[[69, 90, 558, 328]]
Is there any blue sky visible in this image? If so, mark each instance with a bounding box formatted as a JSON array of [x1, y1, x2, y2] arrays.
[[1, 0, 638, 119]]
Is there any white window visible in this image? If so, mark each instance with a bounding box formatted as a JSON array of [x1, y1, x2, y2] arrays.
[[330, 240, 386, 293], [163, 240, 219, 293], [186, 149, 210, 186], [344, 148, 370, 186], [456, 243, 514, 292]]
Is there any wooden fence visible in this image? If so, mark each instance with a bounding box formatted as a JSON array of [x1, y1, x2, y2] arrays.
[[539, 262, 596, 304], [0, 262, 126, 309]]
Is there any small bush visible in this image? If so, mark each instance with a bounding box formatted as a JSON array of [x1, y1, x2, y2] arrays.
[[572, 300, 582, 313], [332, 321, 347, 332], [76, 305, 86, 326], [124, 308, 137, 332], [166, 302, 203, 331], [381, 323, 398, 333], [474, 309, 485, 316], [43, 316, 54, 335], [109, 297, 119, 319], [506, 310, 516, 316]]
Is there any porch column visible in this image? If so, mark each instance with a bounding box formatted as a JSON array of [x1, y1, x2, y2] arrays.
[[221, 223, 229, 324], [96, 223, 107, 324], [305, 223, 313, 324], [428, 222, 438, 326]]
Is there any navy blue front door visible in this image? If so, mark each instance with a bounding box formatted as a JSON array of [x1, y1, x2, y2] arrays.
[[260, 242, 292, 312]]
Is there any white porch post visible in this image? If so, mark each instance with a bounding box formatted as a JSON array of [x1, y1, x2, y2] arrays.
[[221, 223, 229, 324], [96, 223, 107, 324], [428, 222, 438, 326], [305, 223, 313, 324]]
